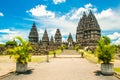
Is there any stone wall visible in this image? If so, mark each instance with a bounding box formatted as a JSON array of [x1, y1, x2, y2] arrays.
[[0, 46, 6, 54], [31, 45, 59, 55]]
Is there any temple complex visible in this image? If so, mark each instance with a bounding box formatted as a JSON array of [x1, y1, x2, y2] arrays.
[[28, 10, 101, 53], [76, 10, 101, 49]]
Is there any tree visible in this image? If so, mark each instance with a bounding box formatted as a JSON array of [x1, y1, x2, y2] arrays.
[[7, 36, 32, 73], [75, 45, 79, 52], [5, 40, 17, 47], [60, 45, 66, 52]]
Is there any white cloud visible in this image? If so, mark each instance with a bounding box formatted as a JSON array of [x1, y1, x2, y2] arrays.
[[84, 3, 92, 9], [0, 29, 29, 44], [27, 5, 55, 18], [62, 37, 67, 42], [114, 38, 120, 45], [0, 29, 16, 34], [107, 32, 120, 45], [108, 32, 120, 40], [96, 8, 113, 19], [0, 42, 4, 44], [26, 3, 120, 42], [95, 8, 120, 30], [0, 12, 4, 16], [63, 3, 97, 20], [53, 0, 66, 4], [63, 3, 120, 31]]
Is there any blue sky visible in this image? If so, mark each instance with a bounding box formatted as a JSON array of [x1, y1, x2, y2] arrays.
[[0, 0, 120, 44]]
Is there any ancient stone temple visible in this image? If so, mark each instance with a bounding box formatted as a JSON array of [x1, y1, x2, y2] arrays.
[[67, 33, 74, 49], [67, 33, 73, 45], [76, 10, 101, 48], [54, 29, 62, 46], [28, 22, 39, 44], [42, 29, 49, 47], [49, 36, 54, 46]]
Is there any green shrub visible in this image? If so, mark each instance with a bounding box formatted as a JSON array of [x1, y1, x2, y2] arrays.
[[75, 45, 79, 51], [95, 36, 116, 64], [6, 36, 32, 64]]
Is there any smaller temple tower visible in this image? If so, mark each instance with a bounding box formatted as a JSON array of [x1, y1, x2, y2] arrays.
[[42, 29, 49, 47], [29, 22, 39, 44], [67, 33, 73, 49], [49, 36, 54, 46], [67, 33, 73, 44], [54, 29, 62, 46]]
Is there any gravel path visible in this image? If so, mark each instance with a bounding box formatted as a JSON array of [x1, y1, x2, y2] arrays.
[[0, 50, 119, 80]]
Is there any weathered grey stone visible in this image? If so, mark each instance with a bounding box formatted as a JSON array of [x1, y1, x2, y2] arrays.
[[42, 29, 49, 46], [54, 29, 62, 46], [28, 22, 39, 44], [76, 10, 101, 49]]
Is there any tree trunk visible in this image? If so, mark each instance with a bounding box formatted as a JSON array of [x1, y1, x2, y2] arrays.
[[101, 63, 114, 75], [16, 62, 27, 73]]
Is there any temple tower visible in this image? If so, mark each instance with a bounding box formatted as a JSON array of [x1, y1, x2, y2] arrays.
[[29, 22, 39, 44], [67, 33, 73, 48], [49, 36, 54, 46], [42, 29, 49, 46], [76, 10, 101, 48], [76, 11, 87, 45], [54, 29, 62, 46], [67, 33, 73, 44]]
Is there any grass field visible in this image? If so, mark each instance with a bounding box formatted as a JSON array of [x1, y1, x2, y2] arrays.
[[79, 50, 99, 63], [114, 67, 120, 74]]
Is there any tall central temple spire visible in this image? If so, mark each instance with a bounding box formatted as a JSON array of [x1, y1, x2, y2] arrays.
[[76, 11, 101, 48]]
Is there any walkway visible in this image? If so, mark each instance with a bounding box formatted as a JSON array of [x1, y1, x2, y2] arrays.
[[0, 50, 119, 80]]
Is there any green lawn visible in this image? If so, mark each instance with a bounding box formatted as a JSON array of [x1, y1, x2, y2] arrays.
[[31, 56, 46, 62], [81, 50, 98, 63], [0, 50, 62, 63], [49, 49, 61, 55], [31, 49, 62, 63], [114, 67, 120, 74]]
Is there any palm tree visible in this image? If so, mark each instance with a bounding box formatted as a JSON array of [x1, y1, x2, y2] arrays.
[[7, 36, 32, 73], [96, 36, 116, 75]]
